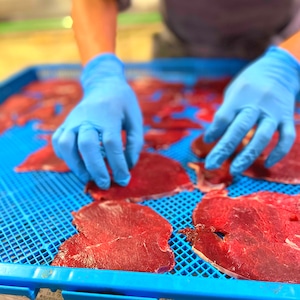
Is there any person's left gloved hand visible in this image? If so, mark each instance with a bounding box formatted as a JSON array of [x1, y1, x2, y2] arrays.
[[204, 46, 300, 174], [52, 54, 143, 189]]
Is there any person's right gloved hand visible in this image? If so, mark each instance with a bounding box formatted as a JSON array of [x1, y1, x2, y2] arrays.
[[204, 46, 300, 174], [52, 54, 144, 189]]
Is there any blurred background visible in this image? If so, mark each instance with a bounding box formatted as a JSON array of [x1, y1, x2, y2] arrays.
[[0, 0, 162, 81]]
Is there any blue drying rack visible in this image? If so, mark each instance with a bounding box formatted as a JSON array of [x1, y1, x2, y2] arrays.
[[0, 59, 299, 300]]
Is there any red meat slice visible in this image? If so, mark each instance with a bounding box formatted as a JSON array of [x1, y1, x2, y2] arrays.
[[24, 79, 83, 101], [130, 77, 183, 98], [16, 104, 57, 126], [191, 135, 217, 158], [193, 77, 231, 93], [188, 161, 232, 193], [144, 129, 189, 150], [85, 152, 193, 202], [139, 100, 165, 119], [15, 136, 69, 172], [179, 190, 300, 283], [0, 94, 38, 118], [52, 201, 175, 273], [35, 104, 74, 131], [150, 117, 202, 130], [195, 107, 216, 123], [0, 114, 14, 135], [156, 104, 185, 118]]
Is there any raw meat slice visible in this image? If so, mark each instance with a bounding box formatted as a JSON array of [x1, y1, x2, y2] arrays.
[[139, 100, 166, 118], [144, 129, 189, 150], [188, 161, 232, 193], [35, 104, 74, 131], [0, 114, 14, 135], [195, 107, 216, 123], [184, 90, 214, 106], [150, 117, 202, 130], [0, 94, 38, 118], [16, 104, 57, 126], [15, 136, 69, 172], [85, 152, 193, 202], [23, 79, 83, 100], [191, 135, 217, 158], [193, 77, 231, 93], [156, 104, 185, 118], [52, 201, 175, 273], [180, 190, 300, 283], [243, 126, 300, 184], [130, 77, 183, 98]]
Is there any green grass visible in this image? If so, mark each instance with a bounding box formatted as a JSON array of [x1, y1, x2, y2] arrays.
[[0, 12, 161, 34]]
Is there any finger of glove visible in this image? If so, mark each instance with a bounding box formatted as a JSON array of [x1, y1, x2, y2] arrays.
[[52, 126, 64, 159], [124, 101, 144, 169], [230, 118, 277, 174], [102, 130, 131, 186], [56, 129, 90, 183], [265, 121, 296, 167], [78, 125, 110, 189], [205, 108, 259, 170], [203, 104, 236, 143]]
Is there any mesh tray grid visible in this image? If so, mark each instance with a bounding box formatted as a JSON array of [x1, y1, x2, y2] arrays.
[[1, 64, 300, 283]]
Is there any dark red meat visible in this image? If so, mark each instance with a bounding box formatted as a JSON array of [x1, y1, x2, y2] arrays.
[[129, 77, 183, 98], [156, 104, 185, 118], [52, 201, 175, 273], [188, 161, 232, 193], [0, 94, 37, 118], [191, 135, 217, 158], [195, 107, 216, 123], [144, 129, 189, 150], [193, 77, 231, 93], [16, 104, 57, 126], [0, 114, 14, 135], [150, 117, 202, 130], [35, 104, 74, 131], [15, 136, 69, 172], [23, 79, 83, 101], [85, 152, 193, 202], [139, 101, 165, 119], [180, 190, 300, 283]]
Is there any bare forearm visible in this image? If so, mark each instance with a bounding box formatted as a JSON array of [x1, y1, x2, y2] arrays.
[[280, 31, 300, 62], [72, 0, 118, 65]]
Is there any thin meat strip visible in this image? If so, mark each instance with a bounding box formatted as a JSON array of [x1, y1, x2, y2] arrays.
[[15, 135, 69, 172]]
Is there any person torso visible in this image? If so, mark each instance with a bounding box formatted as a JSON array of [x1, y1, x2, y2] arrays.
[[160, 0, 293, 58]]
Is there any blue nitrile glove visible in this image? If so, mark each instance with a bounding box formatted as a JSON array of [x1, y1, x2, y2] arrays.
[[204, 46, 300, 174], [52, 54, 143, 189]]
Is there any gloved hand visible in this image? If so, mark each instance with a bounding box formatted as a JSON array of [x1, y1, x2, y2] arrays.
[[204, 46, 300, 174], [52, 54, 143, 189]]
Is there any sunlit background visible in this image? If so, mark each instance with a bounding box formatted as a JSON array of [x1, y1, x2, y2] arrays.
[[0, 0, 161, 81]]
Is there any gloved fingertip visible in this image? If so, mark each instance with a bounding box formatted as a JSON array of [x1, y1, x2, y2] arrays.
[[229, 165, 243, 176], [95, 179, 111, 190], [264, 157, 275, 168], [116, 175, 131, 187], [78, 173, 90, 184], [204, 159, 219, 170], [203, 133, 215, 144], [126, 152, 139, 170]]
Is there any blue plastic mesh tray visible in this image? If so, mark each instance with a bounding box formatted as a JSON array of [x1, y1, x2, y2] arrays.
[[0, 60, 299, 300]]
